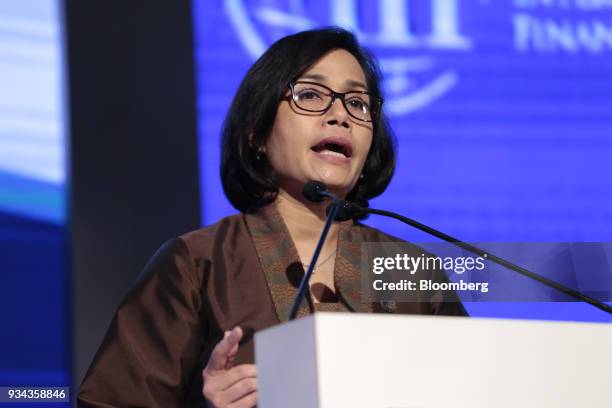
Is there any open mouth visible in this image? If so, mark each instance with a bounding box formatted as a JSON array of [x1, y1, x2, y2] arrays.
[[311, 138, 353, 159]]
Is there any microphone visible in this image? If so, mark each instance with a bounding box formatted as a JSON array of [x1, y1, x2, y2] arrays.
[[327, 201, 612, 315], [288, 181, 340, 320], [302, 180, 335, 202]]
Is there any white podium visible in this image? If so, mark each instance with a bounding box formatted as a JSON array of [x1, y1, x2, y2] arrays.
[[255, 313, 611, 408]]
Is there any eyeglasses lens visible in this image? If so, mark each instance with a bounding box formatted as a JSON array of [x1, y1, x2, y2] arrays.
[[292, 82, 374, 122]]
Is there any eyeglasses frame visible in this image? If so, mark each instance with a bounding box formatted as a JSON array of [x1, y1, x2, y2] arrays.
[[286, 80, 383, 123]]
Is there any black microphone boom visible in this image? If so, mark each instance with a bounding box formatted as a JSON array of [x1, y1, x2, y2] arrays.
[[289, 181, 340, 320], [328, 202, 612, 315], [326, 199, 361, 221]]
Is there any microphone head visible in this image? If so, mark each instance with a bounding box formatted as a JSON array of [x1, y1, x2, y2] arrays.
[[327, 200, 362, 221], [302, 181, 327, 202]]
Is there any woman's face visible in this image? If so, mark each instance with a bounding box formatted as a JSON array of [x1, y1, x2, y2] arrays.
[[265, 49, 374, 199]]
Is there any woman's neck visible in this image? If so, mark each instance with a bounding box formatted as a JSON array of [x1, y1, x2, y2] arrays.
[[274, 189, 339, 245]]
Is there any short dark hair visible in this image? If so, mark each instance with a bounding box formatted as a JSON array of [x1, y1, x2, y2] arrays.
[[220, 27, 396, 218]]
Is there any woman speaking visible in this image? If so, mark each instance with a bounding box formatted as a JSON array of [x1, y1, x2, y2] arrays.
[[77, 27, 466, 408]]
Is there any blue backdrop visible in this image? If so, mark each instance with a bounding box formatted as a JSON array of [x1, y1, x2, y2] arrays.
[[193, 0, 612, 322], [0, 0, 70, 404]]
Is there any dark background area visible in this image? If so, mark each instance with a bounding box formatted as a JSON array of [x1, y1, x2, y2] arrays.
[[65, 0, 201, 387]]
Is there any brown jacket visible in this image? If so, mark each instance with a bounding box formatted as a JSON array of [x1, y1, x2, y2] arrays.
[[78, 204, 466, 407]]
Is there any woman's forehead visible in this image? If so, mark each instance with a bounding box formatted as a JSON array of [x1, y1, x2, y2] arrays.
[[299, 73, 368, 91], [299, 49, 367, 90]]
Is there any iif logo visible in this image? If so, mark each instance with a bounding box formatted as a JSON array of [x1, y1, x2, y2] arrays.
[[224, 0, 475, 115]]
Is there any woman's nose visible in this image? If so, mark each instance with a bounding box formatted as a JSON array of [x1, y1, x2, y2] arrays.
[[324, 96, 351, 129]]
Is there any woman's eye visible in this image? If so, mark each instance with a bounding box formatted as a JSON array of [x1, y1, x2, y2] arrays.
[[297, 90, 321, 100], [348, 98, 368, 110]]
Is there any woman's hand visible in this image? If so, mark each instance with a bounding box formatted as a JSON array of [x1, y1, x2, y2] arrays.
[[202, 327, 258, 408]]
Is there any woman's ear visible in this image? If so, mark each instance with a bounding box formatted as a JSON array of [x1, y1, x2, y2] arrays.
[[248, 132, 267, 161], [248, 131, 255, 147], [249, 132, 266, 153]]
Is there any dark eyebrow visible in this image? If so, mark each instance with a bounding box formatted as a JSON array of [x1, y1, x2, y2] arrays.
[[300, 73, 326, 82], [345, 79, 368, 91], [299, 74, 368, 92]]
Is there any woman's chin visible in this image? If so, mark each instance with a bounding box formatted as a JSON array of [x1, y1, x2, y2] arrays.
[[314, 178, 355, 198], [312, 167, 354, 184]]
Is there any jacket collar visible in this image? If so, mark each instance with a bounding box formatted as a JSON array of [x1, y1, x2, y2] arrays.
[[244, 202, 373, 322]]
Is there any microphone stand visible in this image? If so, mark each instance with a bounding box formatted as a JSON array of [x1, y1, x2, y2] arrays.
[[288, 199, 340, 320]]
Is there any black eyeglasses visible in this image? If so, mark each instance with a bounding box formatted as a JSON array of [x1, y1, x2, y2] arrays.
[[287, 81, 382, 123]]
